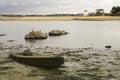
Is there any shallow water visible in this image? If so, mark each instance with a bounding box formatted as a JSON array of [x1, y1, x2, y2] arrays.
[[0, 21, 120, 49], [0, 21, 120, 80]]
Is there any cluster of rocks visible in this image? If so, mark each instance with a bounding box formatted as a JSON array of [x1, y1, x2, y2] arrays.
[[25, 29, 68, 39]]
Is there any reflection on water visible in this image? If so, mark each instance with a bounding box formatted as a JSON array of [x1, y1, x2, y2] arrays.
[[0, 21, 120, 49]]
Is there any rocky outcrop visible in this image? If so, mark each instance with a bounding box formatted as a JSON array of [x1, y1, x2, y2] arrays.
[[25, 30, 47, 39], [49, 30, 68, 36]]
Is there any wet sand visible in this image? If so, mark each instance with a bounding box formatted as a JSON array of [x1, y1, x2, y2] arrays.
[[0, 43, 120, 80], [0, 16, 120, 21]]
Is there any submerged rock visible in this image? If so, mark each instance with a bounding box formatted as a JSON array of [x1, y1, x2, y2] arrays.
[[7, 40, 15, 42], [0, 34, 7, 36], [105, 46, 111, 49]]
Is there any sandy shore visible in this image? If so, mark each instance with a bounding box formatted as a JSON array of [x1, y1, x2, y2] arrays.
[[0, 42, 120, 80], [0, 16, 120, 21]]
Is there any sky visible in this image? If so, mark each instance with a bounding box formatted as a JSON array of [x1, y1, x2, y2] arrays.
[[0, 0, 120, 14]]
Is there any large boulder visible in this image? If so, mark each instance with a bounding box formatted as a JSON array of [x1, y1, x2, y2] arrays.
[[49, 30, 68, 36], [25, 30, 47, 39]]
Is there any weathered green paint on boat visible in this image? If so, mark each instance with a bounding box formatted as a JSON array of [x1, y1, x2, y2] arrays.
[[9, 54, 64, 69]]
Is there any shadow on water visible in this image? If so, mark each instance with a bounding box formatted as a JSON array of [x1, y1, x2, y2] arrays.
[[27, 68, 66, 77], [25, 39, 37, 43]]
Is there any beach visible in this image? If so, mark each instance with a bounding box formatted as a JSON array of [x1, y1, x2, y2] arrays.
[[0, 42, 120, 80], [0, 16, 120, 21], [0, 17, 120, 80]]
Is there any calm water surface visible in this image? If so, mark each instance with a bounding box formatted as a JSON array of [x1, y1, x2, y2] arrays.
[[0, 21, 120, 49]]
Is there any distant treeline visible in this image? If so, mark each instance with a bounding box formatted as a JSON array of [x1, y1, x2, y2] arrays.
[[0, 13, 111, 17], [0, 6, 119, 17], [0, 14, 82, 17]]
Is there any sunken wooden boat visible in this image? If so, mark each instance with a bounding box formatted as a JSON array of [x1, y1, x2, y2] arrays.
[[25, 30, 47, 39], [9, 54, 64, 69], [49, 30, 68, 36]]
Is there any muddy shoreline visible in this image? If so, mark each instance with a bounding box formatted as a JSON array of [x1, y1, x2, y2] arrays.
[[0, 42, 120, 80]]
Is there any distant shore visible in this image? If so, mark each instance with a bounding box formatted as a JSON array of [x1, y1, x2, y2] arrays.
[[0, 16, 120, 21]]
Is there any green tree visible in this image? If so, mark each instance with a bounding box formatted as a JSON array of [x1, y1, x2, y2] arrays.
[[111, 6, 120, 16], [96, 9, 104, 16]]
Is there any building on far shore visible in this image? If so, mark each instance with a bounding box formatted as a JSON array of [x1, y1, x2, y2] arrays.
[[83, 10, 89, 16]]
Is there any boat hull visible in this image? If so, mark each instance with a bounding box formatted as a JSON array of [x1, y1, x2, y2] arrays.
[[9, 54, 64, 69]]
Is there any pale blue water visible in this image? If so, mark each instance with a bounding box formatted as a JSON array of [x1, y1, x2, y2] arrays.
[[0, 21, 120, 49]]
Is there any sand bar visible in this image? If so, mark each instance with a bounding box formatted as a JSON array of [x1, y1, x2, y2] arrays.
[[0, 16, 120, 21]]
